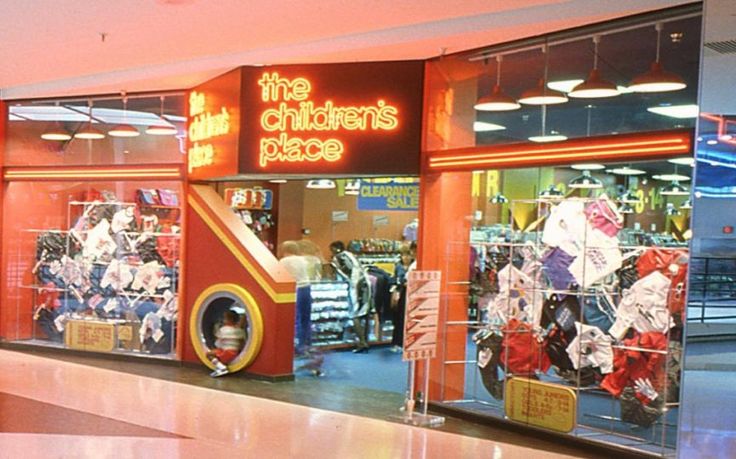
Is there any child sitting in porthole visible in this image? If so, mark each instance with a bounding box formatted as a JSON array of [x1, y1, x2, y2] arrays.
[[206, 309, 246, 377]]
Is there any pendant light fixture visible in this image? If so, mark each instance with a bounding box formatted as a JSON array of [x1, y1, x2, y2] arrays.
[[474, 55, 520, 111], [619, 203, 635, 214], [539, 185, 564, 200], [490, 192, 508, 204], [568, 36, 620, 99], [519, 44, 568, 106], [664, 202, 681, 216], [660, 180, 689, 196], [344, 179, 361, 196], [528, 105, 567, 143], [629, 23, 686, 93], [568, 170, 603, 189], [41, 102, 72, 141], [306, 179, 336, 190], [618, 190, 640, 203], [109, 91, 140, 138], [146, 96, 178, 136], [74, 99, 105, 140]]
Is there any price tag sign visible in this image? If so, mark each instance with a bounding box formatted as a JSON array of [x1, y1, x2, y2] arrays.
[[403, 271, 441, 361]]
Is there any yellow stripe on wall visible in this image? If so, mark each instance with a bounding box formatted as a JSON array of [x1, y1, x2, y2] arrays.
[[188, 195, 295, 304]]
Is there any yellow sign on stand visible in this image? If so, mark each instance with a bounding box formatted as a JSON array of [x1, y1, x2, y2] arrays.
[[65, 320, 116, 353], [505, 377, 577, 433]]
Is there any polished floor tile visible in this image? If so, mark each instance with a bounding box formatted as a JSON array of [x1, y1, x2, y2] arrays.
[[0, 349, 583, 458]]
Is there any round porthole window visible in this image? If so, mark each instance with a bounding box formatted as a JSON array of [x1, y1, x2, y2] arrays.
[[189, 283, 263, 373]]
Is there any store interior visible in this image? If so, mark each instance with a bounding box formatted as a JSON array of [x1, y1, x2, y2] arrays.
[[207, 176, 419, 388]]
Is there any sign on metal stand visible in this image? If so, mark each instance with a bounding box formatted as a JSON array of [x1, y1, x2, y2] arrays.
[[390, 270, 445, 427]]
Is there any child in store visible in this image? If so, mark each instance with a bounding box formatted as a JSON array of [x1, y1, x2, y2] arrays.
[[206, 309, 246, 377]]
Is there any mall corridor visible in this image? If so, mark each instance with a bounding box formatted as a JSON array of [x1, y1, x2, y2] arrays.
[[0, 349, 594, 459]]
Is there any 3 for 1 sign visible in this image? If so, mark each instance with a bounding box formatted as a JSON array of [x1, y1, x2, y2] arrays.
[[403, 271, 441, 361]]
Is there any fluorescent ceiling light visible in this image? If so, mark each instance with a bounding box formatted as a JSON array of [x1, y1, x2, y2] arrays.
[[473, 121, 506, 132], [653, 173, 690, 181], [608, 167, 646, 175], [546, 79, 584, 93], [10, 105, 88, 122], [667, 157, 694, 166], [529, 134, 568, 143], [647, 104, 699, 119], [706, 139, 718, 145], [571, 163, 606, 170], [268, 179, 288, 184]]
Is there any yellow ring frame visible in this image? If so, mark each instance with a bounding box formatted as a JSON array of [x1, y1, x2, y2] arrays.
[[189, 283, 264, 373]]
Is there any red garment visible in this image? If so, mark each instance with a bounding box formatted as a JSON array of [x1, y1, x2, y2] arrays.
[[214, 348, 239, 364], [156, 226, 179, 268], [38, 282, 61, 309], [636, 248, 688, 318], [601, 331, 667, 398], [500, 319, 551, 376]]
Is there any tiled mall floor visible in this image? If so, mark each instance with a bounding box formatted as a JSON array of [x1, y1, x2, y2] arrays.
[[0, 349, 597, 459]]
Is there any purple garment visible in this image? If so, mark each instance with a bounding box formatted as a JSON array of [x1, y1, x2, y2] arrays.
[[541, 247, 576, 291]]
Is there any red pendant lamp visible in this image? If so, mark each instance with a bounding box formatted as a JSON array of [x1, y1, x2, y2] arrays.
[[629, 22, 686, 93], [569, 36, 620, 99], [474, 55, 520, 111]]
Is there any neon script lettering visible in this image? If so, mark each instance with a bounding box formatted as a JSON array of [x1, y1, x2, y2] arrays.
[[257, 72, 399, 167], [188, 91, 232, 173]]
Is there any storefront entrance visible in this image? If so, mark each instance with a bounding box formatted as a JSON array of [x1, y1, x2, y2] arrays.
[[204, 176, 419, 393]]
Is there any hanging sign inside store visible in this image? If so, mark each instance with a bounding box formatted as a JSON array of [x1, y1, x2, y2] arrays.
[[357, 178, 420, 211], [332, 210, 349, 222], [224, 187, 273, 210], [239, 62, 424, 175], [504, 378, 577, 433], [187, 69, 241, 180], [403, 270, 441, 361]]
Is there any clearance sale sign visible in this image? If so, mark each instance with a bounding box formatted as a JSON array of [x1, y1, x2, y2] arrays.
[[240, 61, 424, 175]]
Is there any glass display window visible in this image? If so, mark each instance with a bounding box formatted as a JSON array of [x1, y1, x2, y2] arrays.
[[438, 157, 691, 456], [5, 93, 185, 167], [424, 14, 700, 152], [1, 180, 182, 358]]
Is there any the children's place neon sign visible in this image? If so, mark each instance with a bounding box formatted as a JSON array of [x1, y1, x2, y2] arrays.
[[188, 91, 232, 173], [257, 72, 399, 168]]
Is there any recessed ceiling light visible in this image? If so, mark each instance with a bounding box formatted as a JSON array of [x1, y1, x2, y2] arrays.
[[547, 79, 584, 93], [571, 163, 606, 170], [653, 173, 690, 181], [269, 179, 287, 184], [647, 104, 699, 119], [473, 121, 506, 132], [609, 167, 646, 175], [668, 157, 695, 166], [528, 134, 568, 143], [707, 139, 718, 145]]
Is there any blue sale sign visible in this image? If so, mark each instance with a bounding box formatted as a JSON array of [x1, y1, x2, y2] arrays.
[[357, 178, 419, 211]]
